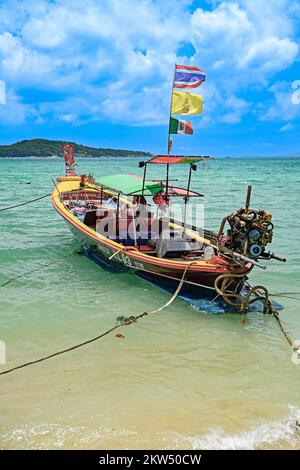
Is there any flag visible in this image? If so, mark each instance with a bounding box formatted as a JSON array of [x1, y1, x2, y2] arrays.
[[168, 137, 173, 153], [174, 65, 205, 89], [170, 117, 193, 135], [62, 143, 75, 167], [171, 91, 203, 115]]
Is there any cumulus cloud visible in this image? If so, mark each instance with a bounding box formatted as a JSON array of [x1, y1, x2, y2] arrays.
[[190, 1, 298, 86], [280, 122, 294, 131], [0, 0, 299, 127], [0, 87, 36, 124], [260, 81, 300, 122]]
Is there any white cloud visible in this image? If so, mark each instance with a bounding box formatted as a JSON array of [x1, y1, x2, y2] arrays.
[[280, 122, 294, 131], [0, 0, 299, 127], [0, 88, 36, 124], [260, 81, 300, 121], [0, 80, 6, 104], [190, 2, 299, 87], [239, 37, 298, 74]]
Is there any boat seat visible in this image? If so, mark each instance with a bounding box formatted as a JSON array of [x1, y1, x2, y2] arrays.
[[156, 235, 203, 259]]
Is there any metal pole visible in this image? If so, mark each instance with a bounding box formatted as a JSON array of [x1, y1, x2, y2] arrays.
[[167, 63, 176, 155], [141, 163, 147, 196], [116, 193, 120, 240], [245, 185, 252, 213], [183, 164, 192, 237], [165, 64, 176, 200]]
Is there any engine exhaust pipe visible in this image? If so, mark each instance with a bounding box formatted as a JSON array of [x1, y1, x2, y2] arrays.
[[245, 185, 252, 213]]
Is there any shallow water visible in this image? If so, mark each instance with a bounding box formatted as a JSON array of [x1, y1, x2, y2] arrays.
[[0, 156, 299, 449]]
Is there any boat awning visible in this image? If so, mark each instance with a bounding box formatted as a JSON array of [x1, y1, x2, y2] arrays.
[[167, 185, 204, 197], [148, 155, 213, 164], [95, 174, 164, 196]]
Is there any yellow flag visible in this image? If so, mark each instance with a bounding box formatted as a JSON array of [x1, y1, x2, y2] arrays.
[[171, 91, 203, 115]]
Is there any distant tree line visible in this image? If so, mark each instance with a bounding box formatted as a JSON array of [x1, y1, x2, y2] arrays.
[[0, 139, 153, 158]]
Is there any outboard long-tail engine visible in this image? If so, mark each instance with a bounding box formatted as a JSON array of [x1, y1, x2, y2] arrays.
[[217, 186, 286, 265], [224, 207, 273, 259]]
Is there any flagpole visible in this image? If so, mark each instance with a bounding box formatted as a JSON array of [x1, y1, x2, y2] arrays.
[[167, 63, 176, 156], [166, 63, 176, 200]]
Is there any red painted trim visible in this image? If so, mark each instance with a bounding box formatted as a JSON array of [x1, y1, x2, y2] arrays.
[[173, 82, 204, 89], [176, 65, 204, 72]]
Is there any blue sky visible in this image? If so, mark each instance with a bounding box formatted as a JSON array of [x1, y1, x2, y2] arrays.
[[0, 0, 300, 156]]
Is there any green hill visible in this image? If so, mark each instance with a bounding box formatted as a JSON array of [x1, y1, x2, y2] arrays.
[[0, 139, 153, 158]]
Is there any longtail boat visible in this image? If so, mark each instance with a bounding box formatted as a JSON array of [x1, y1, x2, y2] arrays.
[[51, 66, 286, 311], [51, 147, 286, 310]]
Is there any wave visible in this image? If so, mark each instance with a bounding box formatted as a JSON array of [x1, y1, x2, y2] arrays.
[[177, 406, 300, 450]]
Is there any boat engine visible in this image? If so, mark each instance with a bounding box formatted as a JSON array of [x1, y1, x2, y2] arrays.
[[223, 208, 274, 259], [216, 185, 282, 262]]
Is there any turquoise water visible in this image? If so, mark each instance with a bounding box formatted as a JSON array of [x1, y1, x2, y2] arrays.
[[0, 157, 300, 449]]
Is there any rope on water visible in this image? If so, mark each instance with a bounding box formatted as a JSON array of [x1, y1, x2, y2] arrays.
[[0, 262, 193, 376], [0, 193, 51, 212], [214, 273, 300, 357], [0, 251, 78, 288], [272, 310, 299, 352], [269, 292, 300, 300]]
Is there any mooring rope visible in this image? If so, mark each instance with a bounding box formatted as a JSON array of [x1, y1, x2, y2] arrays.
[[0, 193, 51, 212], [269, 292, 300, 300], [0, 262, 193, 376], [272, 310, 299, 352], [0, 251, 78, 288], [122, 261, 216, 291], [214, 273, 300, 356]]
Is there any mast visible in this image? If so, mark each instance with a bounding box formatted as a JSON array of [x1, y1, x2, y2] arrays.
[[139, 161, 147, 196], [165, 64, 176, 199], [183, 163, 197, 236]]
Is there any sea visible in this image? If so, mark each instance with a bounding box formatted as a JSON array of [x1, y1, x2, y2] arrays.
[[0, 156, 299, 450]]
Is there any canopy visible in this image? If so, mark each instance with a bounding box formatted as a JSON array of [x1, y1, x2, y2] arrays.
[[96, 174, 164, 196], [167, 185, 203, 197], [148, 155, 212, 164]]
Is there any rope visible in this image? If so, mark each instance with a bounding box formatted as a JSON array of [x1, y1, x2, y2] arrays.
[[0, 193, 51, 212], [214, 273, 247, 310], [214, 274, 300, 357], [148, 262, 195, 313], [0, 251, 77, 288], [0, 324, 121, 376], [272, 310, 299, 352], [269, 292, 300, 301], [0, 261, 193, 376], [123, 261, 216, 291], [108, 246, 139, 261]]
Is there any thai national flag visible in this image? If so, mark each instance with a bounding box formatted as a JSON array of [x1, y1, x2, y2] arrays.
[[174, 64, 205, 89]]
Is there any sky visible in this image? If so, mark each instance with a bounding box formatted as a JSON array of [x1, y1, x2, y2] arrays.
[[0, 0, 300, 156]]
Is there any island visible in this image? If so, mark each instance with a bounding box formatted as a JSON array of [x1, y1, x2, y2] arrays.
[[0, 139, 153, 159]]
